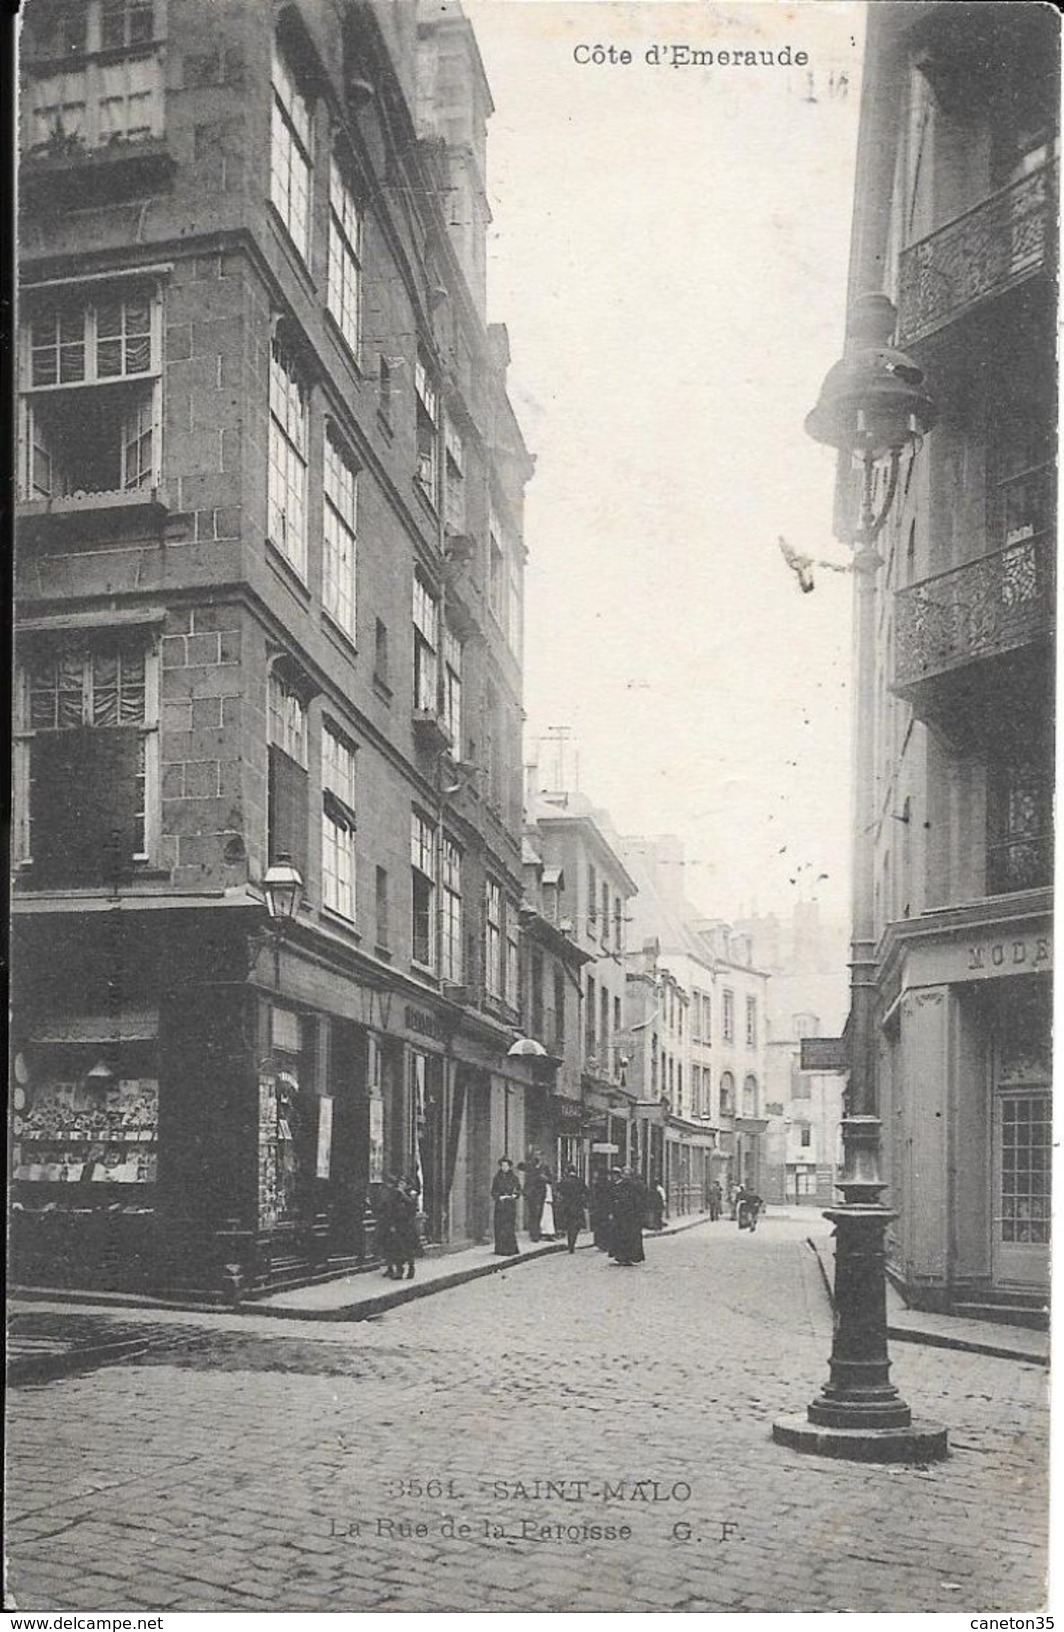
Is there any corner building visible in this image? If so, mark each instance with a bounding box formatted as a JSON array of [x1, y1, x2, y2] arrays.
[[844, 3, 1055, 1315], [12, 0, 534, 1297]]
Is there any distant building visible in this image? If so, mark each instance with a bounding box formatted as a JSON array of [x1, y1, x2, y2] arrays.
[[834, 3, 1055, 1315], [736, 905, 847, 1205], [519, 835, 592, 1176], [618, 836, 770, 1207], [523, 781, 639, 1180]]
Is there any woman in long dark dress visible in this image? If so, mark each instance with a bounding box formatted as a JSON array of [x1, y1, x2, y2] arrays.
[[491, 1158, 521, 1255], [610, 1169, 646, 1265]]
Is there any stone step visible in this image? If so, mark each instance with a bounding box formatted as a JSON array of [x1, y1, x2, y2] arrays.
[[951, 1300, 1049, 1331]]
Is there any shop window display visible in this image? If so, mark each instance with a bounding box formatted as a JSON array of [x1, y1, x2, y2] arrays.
[[12, 1045, 158, 1190]]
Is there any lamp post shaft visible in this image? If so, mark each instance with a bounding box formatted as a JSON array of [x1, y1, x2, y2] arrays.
[[774, 447, 947, 1461]]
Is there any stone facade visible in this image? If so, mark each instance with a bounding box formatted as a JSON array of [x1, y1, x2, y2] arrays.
[[12, 0, 534, 1297]]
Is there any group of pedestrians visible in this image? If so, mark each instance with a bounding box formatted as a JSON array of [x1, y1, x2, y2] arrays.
[[385, 1158, 766, 1278], [492, 1157, 669, 1267], [491, 1156, 590, 1256]]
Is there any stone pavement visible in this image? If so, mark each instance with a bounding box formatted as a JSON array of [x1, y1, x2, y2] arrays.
[[5, 1218, 1049, 1614]]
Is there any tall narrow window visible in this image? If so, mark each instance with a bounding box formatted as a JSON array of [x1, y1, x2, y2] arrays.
[[411, 810, 437, 971], [488, 504, 505, 631], [506, 904, 520, 1007], [328, 160, 362, 358], [442, 628, 462, 748], [374, 619, 389, 688], [323, 428, 357, 640], [271, 39, 312, 261], [746, 995, 758, 1049], [554, 969, 566, 1050], [484, 879, 503, 998], [441, 838, 462, 982], [267, 671, 309, 882], [988, 758, 1053, 893], [321, 722, 357, 921], [268, 339, 308, 578], [586, 974, 596, 1059], [412, 576, 439, 715], [375, 865, 390, 952], [444, 417, 465, 533], [722, 989, 735, 1044], [415, 350, 439, 504], [378, 356, 392, 429]]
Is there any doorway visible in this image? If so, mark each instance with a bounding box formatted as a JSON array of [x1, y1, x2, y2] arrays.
[[990, 984, 1051, 1290]]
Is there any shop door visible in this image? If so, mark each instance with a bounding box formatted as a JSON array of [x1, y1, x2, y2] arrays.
[[992, 1088, 1051, 1288], [991, 985, 1051, 1290]]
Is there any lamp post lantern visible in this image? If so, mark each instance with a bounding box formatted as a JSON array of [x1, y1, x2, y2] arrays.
[[773, 294, 948, 1462], [262, 854, 304, 924]]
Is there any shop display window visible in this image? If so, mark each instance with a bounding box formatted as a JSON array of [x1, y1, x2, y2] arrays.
[[12, 1043, 158, 1189]]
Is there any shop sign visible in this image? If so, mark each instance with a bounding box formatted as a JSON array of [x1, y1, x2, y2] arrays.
[[405, 1004, 448, 1043], [316, 1095, 334, 1179], [966, 933, 1051, 975], [800, 1037, 848, 1072], [591, 1141, 619, 1154]]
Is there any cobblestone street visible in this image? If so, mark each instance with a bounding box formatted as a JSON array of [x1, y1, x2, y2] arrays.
[[6, 1220, 1049, 1614]]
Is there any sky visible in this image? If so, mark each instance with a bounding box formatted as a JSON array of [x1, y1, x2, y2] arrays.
[[466, 0, 867, 924]]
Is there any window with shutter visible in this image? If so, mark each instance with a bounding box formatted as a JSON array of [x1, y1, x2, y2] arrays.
[[15, 635, 158, 882]]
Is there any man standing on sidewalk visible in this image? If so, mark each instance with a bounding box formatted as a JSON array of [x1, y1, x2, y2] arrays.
[[554, 1165, 589, 1253]]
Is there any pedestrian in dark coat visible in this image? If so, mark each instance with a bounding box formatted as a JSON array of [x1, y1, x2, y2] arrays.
[[588, 1171, 613, 1251], [491, 1158, 522, 1256], [647, 1177, 665, 1231], [390, 1179, 420, 1277], [709, 1181, 723, 1221], [554, 1166, 589, 1253], [609, 1168, 646, 1265], [376, 1174, 400, 1278], [524, 1158, 547, 1241]]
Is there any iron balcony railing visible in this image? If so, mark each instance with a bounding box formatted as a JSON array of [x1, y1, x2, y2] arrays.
[[893, 533, 1055, 694], [897, 164, 1055, 345]]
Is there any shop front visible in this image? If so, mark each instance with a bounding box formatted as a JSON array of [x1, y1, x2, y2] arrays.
[[664, 1121, 713, 1216], [879, 901, 1052, 1313]]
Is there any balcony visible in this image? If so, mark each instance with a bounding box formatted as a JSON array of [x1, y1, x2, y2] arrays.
[[897, 164, 1055, 346], [893, 535, 1055, 710], [411, 709, 452, 757]]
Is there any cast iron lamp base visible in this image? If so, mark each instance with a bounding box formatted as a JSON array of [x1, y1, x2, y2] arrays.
[[773, 1124, 948, 1463]]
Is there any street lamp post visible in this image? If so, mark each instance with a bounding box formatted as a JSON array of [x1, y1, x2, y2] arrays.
[[773, 294, 948, 1462], [248, 853, 304, 985]]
